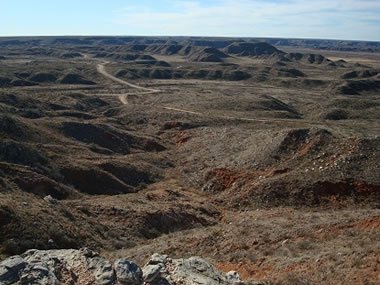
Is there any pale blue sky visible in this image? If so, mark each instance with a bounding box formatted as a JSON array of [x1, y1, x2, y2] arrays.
[[0, 0, 379, 41]]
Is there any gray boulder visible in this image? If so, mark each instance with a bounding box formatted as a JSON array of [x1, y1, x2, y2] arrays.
[[165, 256, 229, 285], [114, 258, 142, 285]]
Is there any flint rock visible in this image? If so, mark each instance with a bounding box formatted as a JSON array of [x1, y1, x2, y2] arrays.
[[114, 258, 142, 285], [143, 264, 162, 283]]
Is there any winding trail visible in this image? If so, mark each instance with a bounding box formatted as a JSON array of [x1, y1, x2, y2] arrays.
[[96, 61, 160, 105], [94, 60, 350, 134]]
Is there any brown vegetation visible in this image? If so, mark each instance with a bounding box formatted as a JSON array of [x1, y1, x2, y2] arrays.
[[0, 37, 379, 284]]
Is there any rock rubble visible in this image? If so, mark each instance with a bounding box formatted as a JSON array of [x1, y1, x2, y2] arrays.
[[0, 249, 245, 285]]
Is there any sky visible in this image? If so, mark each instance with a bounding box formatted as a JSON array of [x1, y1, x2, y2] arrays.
[[0, 0, 379, 41]]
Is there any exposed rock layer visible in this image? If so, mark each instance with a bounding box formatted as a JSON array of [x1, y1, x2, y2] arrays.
[[0, 249, 245, 285]]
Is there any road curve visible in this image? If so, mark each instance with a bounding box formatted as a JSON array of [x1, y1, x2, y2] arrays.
[[97, 62, 160, 93], [96, 61, 161, 105], [94, 60, 340, 132]]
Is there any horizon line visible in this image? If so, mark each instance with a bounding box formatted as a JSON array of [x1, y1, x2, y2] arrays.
[[0, 34, 379, 43]]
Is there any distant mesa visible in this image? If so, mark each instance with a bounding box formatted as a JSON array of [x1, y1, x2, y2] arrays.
[[321, 108, 349, 120], [283, 53, 331, 64], [146, 44, 230, 62], [1, 71, 96, 87], [335, 79, 380, 95], [132, 60, 171, 67], [146, 44, 199, 57], [124, 44, 149, 52], [224, 42, 283, 57], [275, 68, 306, 78], [223, 70, 251, 81], [149, 69, 173, 80], [0, 36, 379, 53], [116, 67, 251, 81], [149, 43, 244, 62], [188, 47, 230, 62], [146, 44, 184, 55], [178, 39, 235, 49], [10, 78, 37, 87], [0, 75, 38, 88], [341, 69, 379, 79], [94, 52, 156, 62], [59, 73, 96, 85], [29, 73, 58, 83], [115, 69, 140, 80]]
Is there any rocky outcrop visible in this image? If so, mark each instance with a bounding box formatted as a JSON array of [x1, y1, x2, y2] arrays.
[[0, 249, 245, 285], [165, 256, 244, 285]]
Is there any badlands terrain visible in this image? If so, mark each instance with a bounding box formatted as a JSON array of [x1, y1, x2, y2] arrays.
[[0, 37, 379, 284]]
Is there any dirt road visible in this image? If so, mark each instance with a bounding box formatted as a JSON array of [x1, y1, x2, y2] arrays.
[[95, 60, 355, 135], [96, 62, 160, 104]]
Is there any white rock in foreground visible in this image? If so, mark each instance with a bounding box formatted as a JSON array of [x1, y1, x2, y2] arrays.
[[0, 249, 245, 285]]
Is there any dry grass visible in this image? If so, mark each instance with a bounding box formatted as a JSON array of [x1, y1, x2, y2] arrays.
[[0, 41, 379, 284]]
